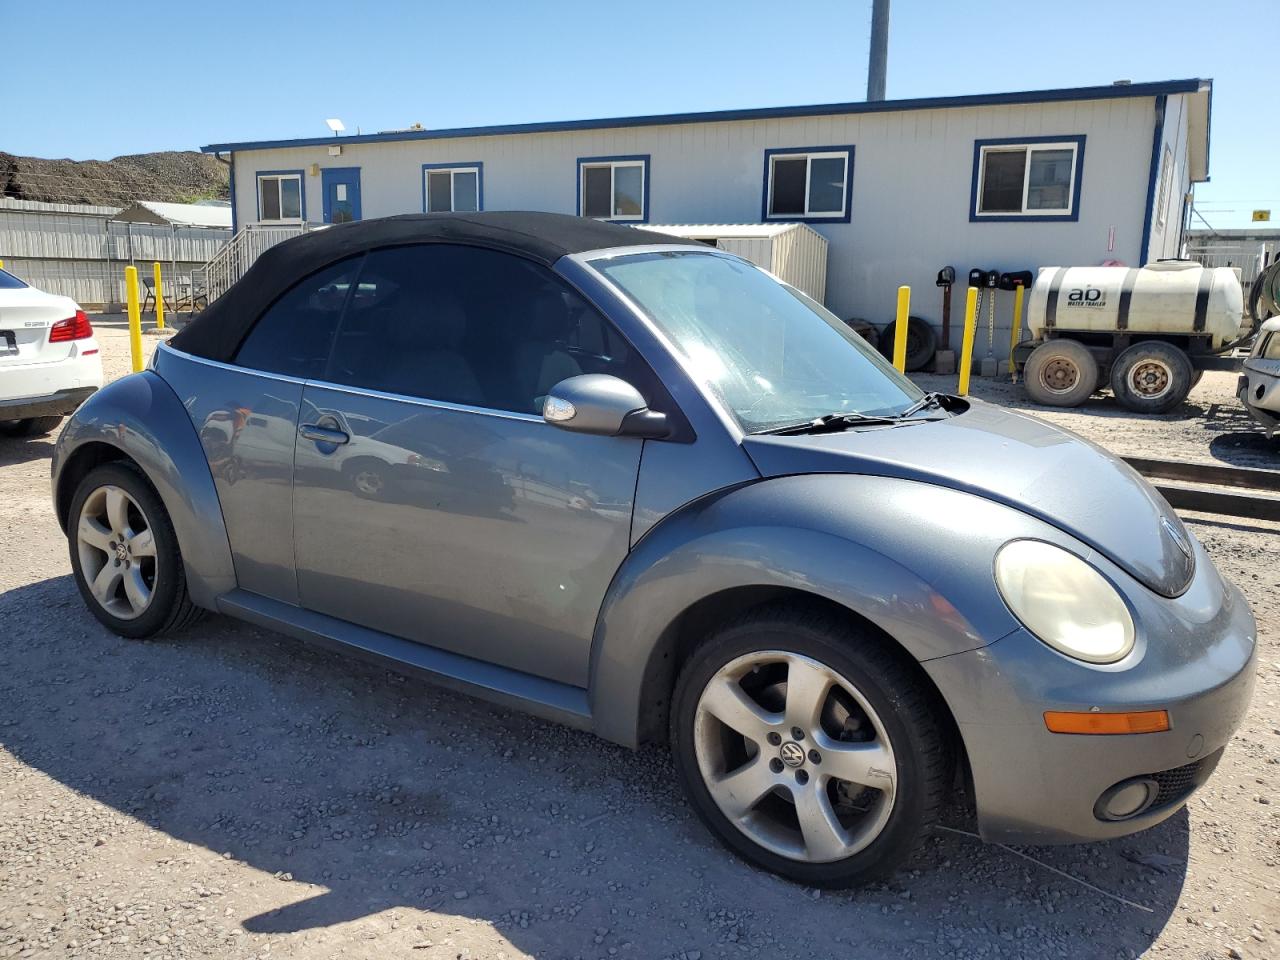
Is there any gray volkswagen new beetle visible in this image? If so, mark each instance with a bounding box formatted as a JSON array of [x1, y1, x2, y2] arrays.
[[51, 212, 1256, 886]]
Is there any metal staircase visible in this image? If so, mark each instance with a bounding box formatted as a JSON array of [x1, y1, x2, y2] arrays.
[[194, 223, 317, 307]]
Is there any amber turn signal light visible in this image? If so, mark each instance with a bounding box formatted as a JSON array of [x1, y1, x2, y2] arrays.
[[1043, 709, 1170, 735]]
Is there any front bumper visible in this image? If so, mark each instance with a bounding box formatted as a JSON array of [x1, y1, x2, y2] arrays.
[[925, 542, 1257, 845], [1238, 377, 1280, 438], [0, 386, 98, 421]]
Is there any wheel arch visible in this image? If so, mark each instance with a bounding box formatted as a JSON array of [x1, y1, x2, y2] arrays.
[[587, 476, 1025, 750], [51, 372, 236, 608]]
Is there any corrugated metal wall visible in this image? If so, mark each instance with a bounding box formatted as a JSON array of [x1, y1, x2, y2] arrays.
[[0, 198, 229, 308]]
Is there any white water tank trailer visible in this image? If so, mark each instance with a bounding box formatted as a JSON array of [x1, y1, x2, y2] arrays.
[[1016, 262, 1246, 412]]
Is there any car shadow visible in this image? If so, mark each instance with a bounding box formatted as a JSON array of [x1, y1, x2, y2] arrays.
[[0, 431, 59, 467], [0, 575, 1188, 957]]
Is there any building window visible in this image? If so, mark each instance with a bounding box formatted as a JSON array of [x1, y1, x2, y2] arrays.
[[971, 136, 1085, 221], [577, 156, 648, 222], [257, 171, 304, 222], [763, 147, 854, 222], [422, 163, 482, 213]]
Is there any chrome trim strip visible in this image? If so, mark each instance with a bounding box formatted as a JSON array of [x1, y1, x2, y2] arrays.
[[157, 342, 546, 424], [304, 378, 546, 423]]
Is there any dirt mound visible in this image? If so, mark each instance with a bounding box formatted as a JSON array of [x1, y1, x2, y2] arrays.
[[0, 150, 229, 206]]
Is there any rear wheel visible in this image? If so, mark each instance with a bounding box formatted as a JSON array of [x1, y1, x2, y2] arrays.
[[0, 416, 62, 437], [1023, 339, 1099, 407], [68, 462, 201, 639], [670, 605, 950, 887], [1110, 342, 1193, 414]]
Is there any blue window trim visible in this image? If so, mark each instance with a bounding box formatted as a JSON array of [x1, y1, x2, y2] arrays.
[[420, 161, 485, 213], [320, 166, 362, 223], [761, 145, 855, 224], [576, 154, 650, 223], [969, 135, 1086, 223], [254, 168, 306, 222], [1138, 95, 1168, 265]]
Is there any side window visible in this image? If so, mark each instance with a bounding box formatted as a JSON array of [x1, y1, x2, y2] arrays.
[[234, 258, 361, 379], [324, 244, 657, 415], [1262, 332, 1280, 362]]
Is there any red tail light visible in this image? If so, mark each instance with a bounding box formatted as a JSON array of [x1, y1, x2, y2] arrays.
[[49, 310, 93, 342]]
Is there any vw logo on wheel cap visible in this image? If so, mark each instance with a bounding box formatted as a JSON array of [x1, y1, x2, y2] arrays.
[[779, 741, 806, 768]]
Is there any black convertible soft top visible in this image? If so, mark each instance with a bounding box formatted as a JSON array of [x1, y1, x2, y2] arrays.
[[169, 211, 699, 362]]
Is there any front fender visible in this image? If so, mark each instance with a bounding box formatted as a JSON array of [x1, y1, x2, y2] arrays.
[[52, 371, 236, 608], [588, 473, 1079, 747]]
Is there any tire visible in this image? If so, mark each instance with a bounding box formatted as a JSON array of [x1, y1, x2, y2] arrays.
[[0, 416, 62, 437], [670, 603, 950, 887], [877, 316, 938, 372], [1110, 341, 1193, 414], [1190, 370, 1204, 390], [1023, 339, 1099, 407], [844, 318, 880, 352], [67, 461, 202, 639]]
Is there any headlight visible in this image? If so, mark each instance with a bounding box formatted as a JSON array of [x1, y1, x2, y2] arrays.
[[994, 540, 1135, 664]]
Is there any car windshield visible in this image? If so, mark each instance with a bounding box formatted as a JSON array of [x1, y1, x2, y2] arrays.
[[591, 250, 923, 433], [0, 269, 29, 289]]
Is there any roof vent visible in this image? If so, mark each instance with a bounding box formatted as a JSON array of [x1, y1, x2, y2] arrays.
[[1113, 79, 1132, 86]]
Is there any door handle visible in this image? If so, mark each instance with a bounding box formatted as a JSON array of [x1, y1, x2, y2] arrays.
[[300, 422, 350, 445]]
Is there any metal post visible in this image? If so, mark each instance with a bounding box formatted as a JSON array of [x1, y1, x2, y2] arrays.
[[867, 0, 890, 101], [958, 287, 979, 396], [892, 285, 910, 372], [1008, 285, 1026, 382], [940, 284, 952, 347], [126, 266, 143, 373], [153, 261, 165, 330]]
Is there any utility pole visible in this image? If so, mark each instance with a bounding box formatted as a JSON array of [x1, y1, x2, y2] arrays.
[[867, 0, 890, 101]]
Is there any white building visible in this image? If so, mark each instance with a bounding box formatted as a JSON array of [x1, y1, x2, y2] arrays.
[[202, 78, 1211, 349]]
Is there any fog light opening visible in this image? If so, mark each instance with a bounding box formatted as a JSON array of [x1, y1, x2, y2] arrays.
[[1095, 778, 1157, 822]]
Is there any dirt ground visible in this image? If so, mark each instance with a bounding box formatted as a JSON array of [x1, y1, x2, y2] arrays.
[[0, 322, 1276, 960]]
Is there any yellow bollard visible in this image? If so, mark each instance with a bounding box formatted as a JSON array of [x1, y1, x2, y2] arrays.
[[958, 286, 979, 396], [0, 259, 5, 270], [1008, 284, 1026, 382], [892, 285, 911, 373], [152, 261, 165, 330], [125, 265, 143, 373]]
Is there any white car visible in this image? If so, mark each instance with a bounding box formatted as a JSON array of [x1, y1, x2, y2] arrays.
[[0, 268, 103, 437], [1239, 315, 1280, 439]]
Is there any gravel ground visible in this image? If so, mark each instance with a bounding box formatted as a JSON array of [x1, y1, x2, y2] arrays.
[[0, 323, 1276, 960]]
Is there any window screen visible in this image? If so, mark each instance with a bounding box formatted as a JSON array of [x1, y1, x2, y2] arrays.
[[234, 258, 360, 379], [770, 159, 807, 216], [980, 151, 1027, 213], [582, 166, 613, 219]]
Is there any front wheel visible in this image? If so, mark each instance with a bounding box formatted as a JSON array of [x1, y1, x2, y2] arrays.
[[68, 461, 201, 639], [1023, 339, 1099, 407], [670, 605, 950, 887]]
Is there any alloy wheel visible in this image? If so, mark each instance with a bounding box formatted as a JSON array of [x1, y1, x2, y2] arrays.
[[692, 651, 897, 863], [75, 484, 157, 620]]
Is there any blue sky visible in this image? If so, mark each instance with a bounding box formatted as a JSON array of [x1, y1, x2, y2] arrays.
[[3, 0, 1273, 227]]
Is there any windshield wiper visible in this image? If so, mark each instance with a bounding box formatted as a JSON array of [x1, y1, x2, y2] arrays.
[[898, 391, 948, 418], [760, 412, 916, 436]]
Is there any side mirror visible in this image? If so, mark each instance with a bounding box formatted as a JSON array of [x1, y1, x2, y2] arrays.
[[543, 374, 669, 439]]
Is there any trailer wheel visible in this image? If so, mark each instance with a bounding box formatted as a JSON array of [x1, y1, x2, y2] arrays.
[[1110, 342, 1193, 414], [1023, 339, 1099, 407]]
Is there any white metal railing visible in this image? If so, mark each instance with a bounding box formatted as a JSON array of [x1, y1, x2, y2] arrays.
[[194, 222, 318, 307]]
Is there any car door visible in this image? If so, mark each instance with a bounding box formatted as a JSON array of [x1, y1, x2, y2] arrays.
[[175, 257, 360, 603], [291, 243, 651, 688]]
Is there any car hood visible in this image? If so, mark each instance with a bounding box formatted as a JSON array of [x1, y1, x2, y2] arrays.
[[741, 401, 1195, 598]]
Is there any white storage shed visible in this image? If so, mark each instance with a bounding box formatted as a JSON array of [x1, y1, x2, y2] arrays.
[[641, 223, 828, 303]]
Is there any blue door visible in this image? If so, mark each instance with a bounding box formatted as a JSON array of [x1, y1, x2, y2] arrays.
[[321, 167, 361, 223]]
